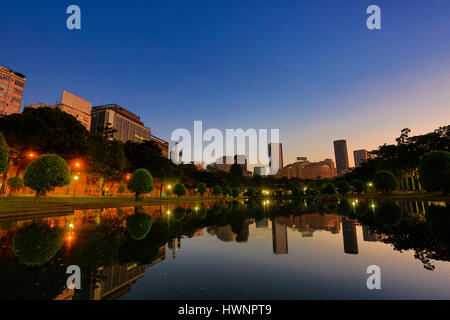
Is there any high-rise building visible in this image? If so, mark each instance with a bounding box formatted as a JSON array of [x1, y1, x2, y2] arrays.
[[272, 217, 288, 255], [342, 218, 358, 254], [91, 104, 152, 142], [354, 149, 368, 167], [91, 104, 168, 156], [268, 143, 283, 175], [0, 66, 26, 116], [215, 155, 234, 172], [25, 90, 92, 130], [253, 166, 266, 176], [334, 140, 349, 175]]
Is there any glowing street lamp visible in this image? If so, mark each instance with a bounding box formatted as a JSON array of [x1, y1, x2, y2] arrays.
[[27, 151, 36, 159]]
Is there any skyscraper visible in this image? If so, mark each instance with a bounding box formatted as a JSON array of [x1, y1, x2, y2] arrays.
[[333, 140, 349, 174], [342, 218, 358, 254], [353, 149, 368, 167], [268, 143, 283, 175], [0, 66, 26, 116], [272, 217, 288, 255]]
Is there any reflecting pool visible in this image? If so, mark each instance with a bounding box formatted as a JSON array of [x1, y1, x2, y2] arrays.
[[0, 198, 449, 300]]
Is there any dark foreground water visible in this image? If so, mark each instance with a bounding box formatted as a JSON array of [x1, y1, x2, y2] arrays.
[[1, 198, 449, 300]]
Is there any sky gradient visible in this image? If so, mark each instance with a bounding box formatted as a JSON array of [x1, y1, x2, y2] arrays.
[[1, 0, 449, 166]]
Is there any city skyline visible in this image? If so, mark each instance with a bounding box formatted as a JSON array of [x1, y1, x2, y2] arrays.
[[1, 1, 449, 166]]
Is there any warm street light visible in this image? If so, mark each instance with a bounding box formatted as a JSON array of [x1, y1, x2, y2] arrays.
[[27, 151, 36, 159], [167, 184, 172, 189], [73, 175, 79, 181]]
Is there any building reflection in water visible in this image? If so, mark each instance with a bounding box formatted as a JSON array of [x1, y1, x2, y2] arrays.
[[215, 225, 237, 242], [272, 217, 288, 255], [168, 238, 182, 259], [55, 246, 166, 300], [287, 214, 341, 237], [255, 218, 269, 228], [342, 218, 359, 255], [362, 225, 379, 242]]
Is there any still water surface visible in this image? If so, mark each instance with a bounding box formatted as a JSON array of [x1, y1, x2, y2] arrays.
[[1, 198, 449, 300]]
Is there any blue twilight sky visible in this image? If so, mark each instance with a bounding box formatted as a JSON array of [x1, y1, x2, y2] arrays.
[[1, 0, 449, 166]]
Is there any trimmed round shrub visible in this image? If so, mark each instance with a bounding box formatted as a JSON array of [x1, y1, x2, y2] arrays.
[[212, 185, 223, 196], [355, 202, 369, 217], [126, 213, 153, 240], [23, 154, 71, 196], [173, 183, 186, 197], [224, 187, 232, 196], [324, 183, 337, 195], [374, 170, 397, 193], [173, 207, 186, 221], [419, 151, 450, 194], [0, 132, 8, 174], [196, 208, 207, 220], [209, 205, 223, 215], [328, 202, 338, 212], [351, 179, 365, 194], [197, 183, 207, 196], [292, 186, 301, 197], [231, 187, 240, 198], [375, 201, 402, 226], [13, 223, 64, 266], [337, 199, 352, 215], [127, 168, 154, 200], [7, 177, 24, 194], [336, 180, 351, 194]]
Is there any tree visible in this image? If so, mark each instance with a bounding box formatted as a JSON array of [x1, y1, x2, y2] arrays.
[[88, 135, 128, 193], [324, 183, 336, 195], [292, 186, 302, 197], [7, 177, 23, 195], [13, 223, 64, 266], [124, 140, 179, 196], [418, 151, 450, 194], [197, 183, 207, 197], [374, 170, 397, 193], [0, 108, 89, 182], [126, 212, 153, 240], [0, 132, 8, 174], [230, 163, 243, 177], [351, 179, 365, 194], [231, 187, 240, 198], [336, 180, 351, 194], [173, 207, 186, 221], [244, 187, 255, 197], [127, 169, 154, 200], [0, 132, 9, 195], [375, 201, 402, 227], [23, 154, 71, 199], [212, 185, 223, 197], [173, 183, 186, 197]]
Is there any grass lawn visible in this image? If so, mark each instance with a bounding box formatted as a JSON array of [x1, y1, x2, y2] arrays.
[[0, 195, 226, 217]]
